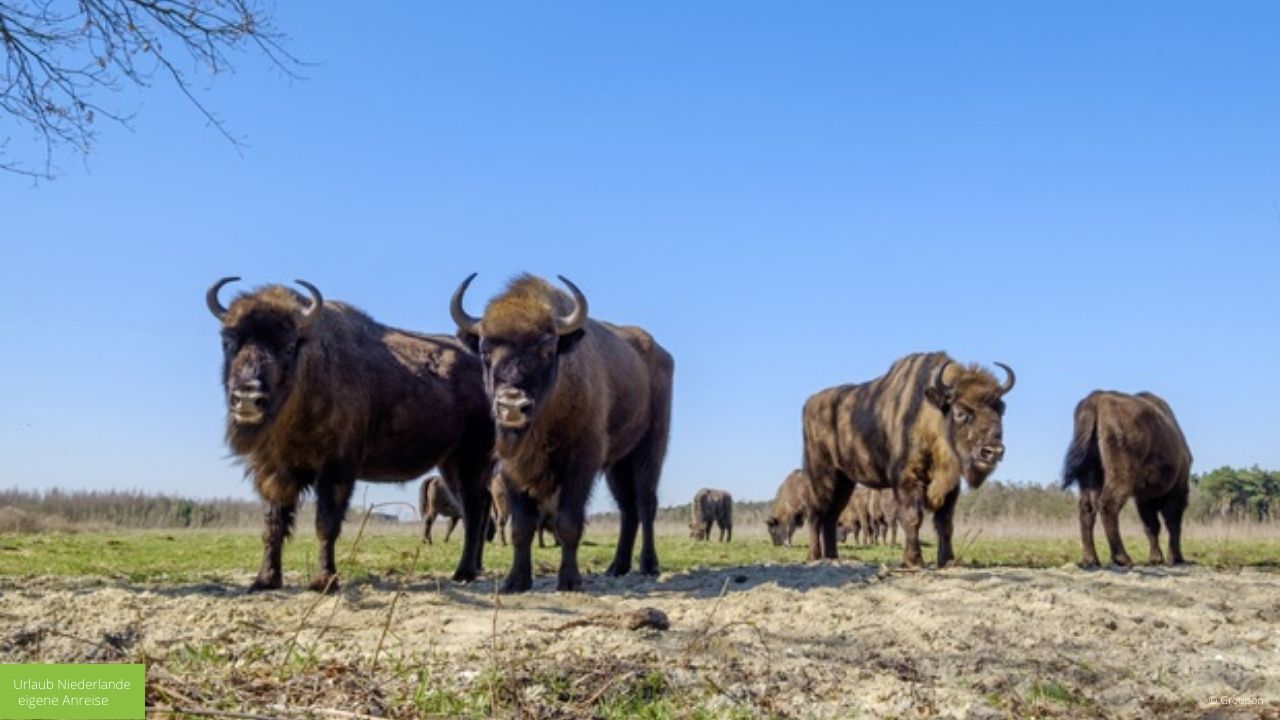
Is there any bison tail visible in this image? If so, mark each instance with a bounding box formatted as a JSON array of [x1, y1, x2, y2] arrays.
[[1061, 399, 1099, 489]]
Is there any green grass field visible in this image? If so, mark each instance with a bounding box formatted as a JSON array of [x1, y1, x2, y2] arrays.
[[2, 526, 1277, 583]]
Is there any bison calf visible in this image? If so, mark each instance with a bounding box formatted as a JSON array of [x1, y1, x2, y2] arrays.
[[689, 489, 733, 542], [1063, 390, 1192, 568]]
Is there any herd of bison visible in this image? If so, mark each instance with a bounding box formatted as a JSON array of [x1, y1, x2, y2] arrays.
[[206, 274, 1194, 594]]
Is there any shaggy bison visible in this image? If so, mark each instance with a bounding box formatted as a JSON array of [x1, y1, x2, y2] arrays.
[[420, 475, 462, 544], [451, 273, 674, 592], [207, 277, 494, 592], [803, 352, 1015, 566], [489, 468, 558, 548], [1063, 390, 1192, 567], [766, 469, 810, 546], [689, 488, 733, 542]]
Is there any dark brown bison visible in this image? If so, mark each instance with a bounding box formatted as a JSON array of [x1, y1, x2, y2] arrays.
[[207, 277, 494, 592], [1063, 390, 1192, 567], [451, 273, 674, 592], [803, 351, 1015, 566], [489, 468, 558, 548], [689, 488, 733, 542], [766, 469, 809, 546], [420, 475, 463, 544]]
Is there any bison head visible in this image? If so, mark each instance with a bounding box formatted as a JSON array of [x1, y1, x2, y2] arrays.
[[206, 277, 322, 429], [450, 273, 587, 434], [765, 517, 788, 546], [924, 360, 1015, 487]]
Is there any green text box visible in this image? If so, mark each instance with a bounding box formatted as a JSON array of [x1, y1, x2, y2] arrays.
[[0, 664, 143, 720]]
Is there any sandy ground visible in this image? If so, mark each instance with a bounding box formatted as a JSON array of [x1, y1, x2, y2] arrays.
[[2, 563, 1278, 719]]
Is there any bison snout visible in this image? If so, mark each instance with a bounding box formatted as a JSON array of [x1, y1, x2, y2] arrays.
[[229, 380, 268, 424], [494, 388, 533, 429], [978, 444, 1005, 464]]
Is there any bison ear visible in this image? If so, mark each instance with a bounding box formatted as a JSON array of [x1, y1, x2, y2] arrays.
[[457, 330, 480, 354], [556, 328, 585, 355], [924, 386, 953, 411]]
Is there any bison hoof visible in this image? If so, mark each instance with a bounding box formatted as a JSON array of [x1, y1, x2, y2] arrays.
[[1080, 560, 1100, 570], [1170, 556, 1187, 566], [452, 567, 478, 583], [247, 576, 282, 593], [639, 561, 660, 577], [308, 574, 341, 594], [557, 574, 583, 592], [1111, 554, 1133, 568], [1147, 556, 1165, 567], [605, 561, 630, 577], [500, 574, 532, 594]]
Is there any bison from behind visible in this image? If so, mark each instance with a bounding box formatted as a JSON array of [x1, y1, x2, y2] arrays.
[[1063, 390, 1192, 567]]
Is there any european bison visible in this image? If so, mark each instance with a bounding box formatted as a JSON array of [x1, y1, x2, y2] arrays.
[[689, 488, 733, 542], [839, 485, 874, 545], [869, 487, 899, 545], [803, 351, 1015, 566], [420, 475, 462, 544], [207, 277, 494, 592], [766, 469, 809, 546], [1063, 390, 1192, 567], [489, 468, 559, 548], [451, 273, 674, 592]]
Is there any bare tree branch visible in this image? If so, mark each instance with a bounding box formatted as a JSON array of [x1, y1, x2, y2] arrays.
[[0, 0, 301, 178]]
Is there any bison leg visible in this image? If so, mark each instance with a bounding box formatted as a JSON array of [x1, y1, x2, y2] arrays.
[[442, 452, 491, 583], [604, 468, 638, 576], [500, 491, 539, 594], [1160, 485, 1188, 565], [537, 524, 547, 549], [1135, 497, 1164, 566], [607, 439, 666, 577], [250, 501, 297, 592], [1099, 487, 1132, 567], [933, 485, 961, 567], [1077, 488, 1101, 567], [423, 514, 434, 545], [310, 465, 356, 594], [554, 498, 588, 592], [897, 484, 926, 568], [443, 516, 460, 543]]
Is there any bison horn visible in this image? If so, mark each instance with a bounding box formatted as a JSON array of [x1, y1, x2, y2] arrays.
[[554, 275, 589, 336], [206, 276, 240, 320], [994, 362, 1016, 395], [450, 273, 483, 335], [930, 360, 954, 396], [295, 279, 324, 330]]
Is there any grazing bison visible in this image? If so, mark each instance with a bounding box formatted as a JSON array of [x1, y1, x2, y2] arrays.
[[489, 468, 559, 548], [451, 273, 674, 592], [206, 277, 494, 592], [420, 475, 463, 544], [803, 351, 1015, 566], [1062, 391, 1192, 567], [766, 469, 810, 546], [689, 489, 734, 542]]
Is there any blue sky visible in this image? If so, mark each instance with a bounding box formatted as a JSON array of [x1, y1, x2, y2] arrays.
[[2, 3, 1278, 513]]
